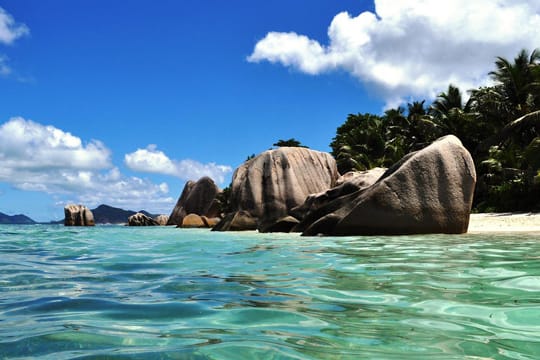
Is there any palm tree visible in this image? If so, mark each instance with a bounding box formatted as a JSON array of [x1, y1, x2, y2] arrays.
[[406, 100, 442, 150], [331, 113, 391, 172], [430, 84, 463, 120], [489, 48, 540, 118]]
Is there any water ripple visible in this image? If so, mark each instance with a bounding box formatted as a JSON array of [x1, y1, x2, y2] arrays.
[[1, 226, 540, 359]]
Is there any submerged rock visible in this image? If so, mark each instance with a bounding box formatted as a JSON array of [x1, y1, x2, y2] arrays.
[[64, 204, 95, 226], [300, 135, 476, 236]]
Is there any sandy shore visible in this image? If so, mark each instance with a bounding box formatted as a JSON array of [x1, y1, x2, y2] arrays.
[[468, 212, 540, 233]]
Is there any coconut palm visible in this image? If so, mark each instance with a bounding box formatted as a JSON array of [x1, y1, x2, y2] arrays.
[[489, 48, 540, 117], [430, 84, 463, 120]]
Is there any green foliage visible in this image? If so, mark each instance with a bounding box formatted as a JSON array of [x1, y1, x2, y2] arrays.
[[331, 48, 540, 212], [273, 138, 308, 148], [330, 113, 391, 173], [216, 184, 233, 215]]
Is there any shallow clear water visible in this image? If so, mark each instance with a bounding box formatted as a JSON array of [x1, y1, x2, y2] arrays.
[[1, 225, 539, 359]]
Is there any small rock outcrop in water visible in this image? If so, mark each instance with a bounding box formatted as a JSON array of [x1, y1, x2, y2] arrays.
[[154, 214, 169, 226], [215, 147, 339, 231], [128, 212, 160, 226], [64, 204, 95, 226], [298, 135, 476, 236], [167, 177, 221, 226]]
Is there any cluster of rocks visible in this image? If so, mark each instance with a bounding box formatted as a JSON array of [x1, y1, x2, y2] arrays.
[[127, 213, 169, 226], [64, 205, 171, 227], [64, 135, 477, 235], [215, 135, 476, 235]]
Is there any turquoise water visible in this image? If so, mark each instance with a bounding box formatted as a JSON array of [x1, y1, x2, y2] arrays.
[[1, 225, 539, 359]]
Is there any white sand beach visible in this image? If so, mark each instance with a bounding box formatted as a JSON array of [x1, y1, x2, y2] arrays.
[[468, 213, 540, 233]]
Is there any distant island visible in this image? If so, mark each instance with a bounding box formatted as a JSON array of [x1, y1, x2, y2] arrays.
[[91, 204, 157, 224], [0, 212, 36, 225], [0, 204, 157, 225]]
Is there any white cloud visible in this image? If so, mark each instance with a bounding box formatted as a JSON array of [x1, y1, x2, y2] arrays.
[[0, 117, 175, 214], [125, 145, 232, 184], [0, 117, 111, 170], [0, 7, 29, 45], [248, 0, 540, 106], [56, 168, 175, 214]]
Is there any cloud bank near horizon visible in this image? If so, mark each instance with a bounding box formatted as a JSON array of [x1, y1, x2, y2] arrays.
[[0, 117, 231, 213], [248, 0, 540, 107], [125, 145, 232, 185]]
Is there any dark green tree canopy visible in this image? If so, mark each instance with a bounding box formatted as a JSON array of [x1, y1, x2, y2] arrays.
[[273, 138, 308, 148]]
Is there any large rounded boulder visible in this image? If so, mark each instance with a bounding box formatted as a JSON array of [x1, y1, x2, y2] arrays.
[[167, 177, 221, 226], [221, 147, 339, 231], [154, 214, 170, 226], [300, 136, 477, 236], [64, 204, 95, 226]]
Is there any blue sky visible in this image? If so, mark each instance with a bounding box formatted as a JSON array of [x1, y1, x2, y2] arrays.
[[1, 1, 539, 221]]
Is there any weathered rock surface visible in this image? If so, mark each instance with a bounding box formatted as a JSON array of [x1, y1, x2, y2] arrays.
[[212, 211, 258, 231], [201, 216, 221, 228], [291, 167, 387, 224], [225, 147, 339, 231], [300, 136, 476, 236], [181, 213, 206, 228], [260, 216, 300, 233], [128, 212, 160, 226], [335, 168, 387, 187], [64, 204, 95, 226], [177, 214, 221, 228], [167, 177, 221, 226], [154, 214, 169, 226]]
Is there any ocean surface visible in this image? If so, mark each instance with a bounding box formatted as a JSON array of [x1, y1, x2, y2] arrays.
[[1, 225, 539, 359]]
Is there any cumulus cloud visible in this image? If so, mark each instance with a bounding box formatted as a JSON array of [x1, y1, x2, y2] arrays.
[[55, 168, 175, 214], [0, 7, 29, 45], [0, 117, 111, 170], [0, 117, 175, 213], [125, 145, 232, 184], [248, 0, 540, 106]]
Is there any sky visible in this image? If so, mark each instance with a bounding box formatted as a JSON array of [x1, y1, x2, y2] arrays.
[[1, 0, 539, 221]]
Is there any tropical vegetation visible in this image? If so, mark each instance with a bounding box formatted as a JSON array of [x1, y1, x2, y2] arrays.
[[273, 138, 308, 148], [331, 49, 540, 212]]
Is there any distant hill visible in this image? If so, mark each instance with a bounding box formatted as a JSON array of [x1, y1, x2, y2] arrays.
[[91, 204, 158, 224], [0, 212, 36, 225]]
